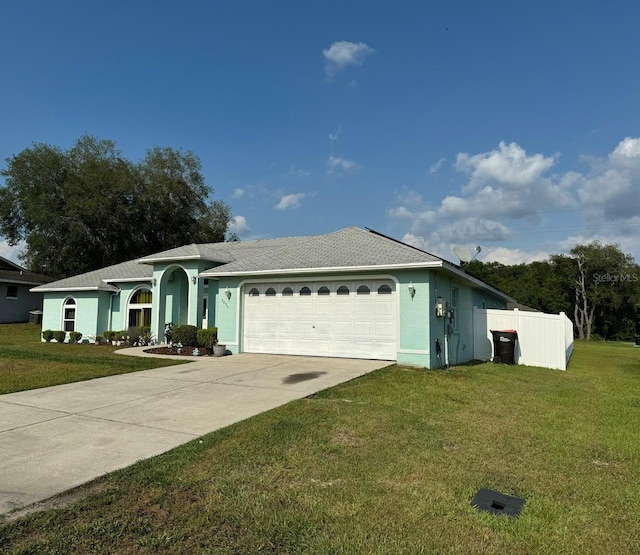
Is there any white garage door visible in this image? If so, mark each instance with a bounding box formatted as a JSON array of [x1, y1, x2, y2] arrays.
[[242, 279, 397, 360]]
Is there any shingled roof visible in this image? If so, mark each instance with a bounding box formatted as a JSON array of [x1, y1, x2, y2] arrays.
[[201, 227, 442, 276], [136, 235, 310, 264], [31, 228, 510, 298], [0, 255, 52, 285], [31, 260, 152, 292]]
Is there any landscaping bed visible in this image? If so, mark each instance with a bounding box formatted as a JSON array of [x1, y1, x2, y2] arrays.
[[144, 346, 210, 356]]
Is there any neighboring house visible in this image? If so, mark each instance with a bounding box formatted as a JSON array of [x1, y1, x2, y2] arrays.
[[32, 227, 512, 368], [0, 255, 51, 324]]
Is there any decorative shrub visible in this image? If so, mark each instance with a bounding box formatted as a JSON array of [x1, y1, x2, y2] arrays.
[[42, 329, 54, 342], [172, 324, 198, 346], [53, 331, 66, 343], [95, 335, 104, 344], [124, 326, 152, 346], [197, 327, 218, 349], [68, 331, 83, 343], [103, 331, 115, 342]]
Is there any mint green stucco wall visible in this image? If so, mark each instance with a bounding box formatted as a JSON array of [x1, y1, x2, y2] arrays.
[[41, 291, 109, 341], [427, 272, 507, 368]]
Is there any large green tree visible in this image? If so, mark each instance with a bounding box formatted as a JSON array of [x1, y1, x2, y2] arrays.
[[467, 242, 639, 341], [0, 136, 235, 278], [552, 242, 638, 341]]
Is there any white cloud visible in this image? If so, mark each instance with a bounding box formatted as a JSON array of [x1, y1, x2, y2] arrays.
[[481, 246, 551, 265], [429, 158, 446, 174], [387, 141, 582, 263], [323, 41, 375, 79], [232, 188, 246, 199], [275, 192, 308, 211], [329, 127, 342, 143], [327, 155, 361, 176], [286, 165, 311, 179], [457, 141, 557, 192], [611, 136, 640, 161], [578, 136, 640, 220], [227, 215, 250, 237]]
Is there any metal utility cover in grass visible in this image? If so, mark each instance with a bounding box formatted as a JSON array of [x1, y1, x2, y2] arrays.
[[471, 488, 525, 517]]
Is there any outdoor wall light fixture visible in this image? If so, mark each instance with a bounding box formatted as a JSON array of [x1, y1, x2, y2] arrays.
[[224, 287, 232, 300], [408, 282, 416, 299], [191, 276, 197, 285], [152, 278, 157, 287]]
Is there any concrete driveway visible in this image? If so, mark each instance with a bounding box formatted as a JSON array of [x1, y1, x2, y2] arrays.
[[0, 352, 389, 515]]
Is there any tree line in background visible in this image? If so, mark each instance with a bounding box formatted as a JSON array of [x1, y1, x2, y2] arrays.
[[466, 242, 640, 341], [0, 135, 236, 279]]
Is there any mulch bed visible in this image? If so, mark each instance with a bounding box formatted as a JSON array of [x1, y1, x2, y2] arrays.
[[144, 346, 212, 357]]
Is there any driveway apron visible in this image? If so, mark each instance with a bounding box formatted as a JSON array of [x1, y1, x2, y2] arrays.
[[0, 352, 388, 515]]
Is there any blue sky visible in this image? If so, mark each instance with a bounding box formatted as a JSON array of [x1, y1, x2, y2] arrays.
[[1, 1, 639, 266]]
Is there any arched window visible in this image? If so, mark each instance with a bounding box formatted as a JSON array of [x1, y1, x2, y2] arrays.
[[299, 286, 311, 296], [337, 286, 350, 296], [282, 287, 293, 296], [377, 284, 392, 295], [63, 298, 76, 332], [265, 287, 276, 297], [318, 286, 330, 296], [249, 288, 260, 297], [357, 285, 370, 295], [128, 287, 152, 328]]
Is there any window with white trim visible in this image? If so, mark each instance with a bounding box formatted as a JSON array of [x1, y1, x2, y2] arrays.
[[128, 287, 152, 327], [63, 298, 76, 332]]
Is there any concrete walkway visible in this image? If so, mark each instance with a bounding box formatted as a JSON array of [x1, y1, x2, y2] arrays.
[[0, 352, 389, 515]]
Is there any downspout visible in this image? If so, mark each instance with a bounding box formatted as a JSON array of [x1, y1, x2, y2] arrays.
[[108, 287, 121, 332]]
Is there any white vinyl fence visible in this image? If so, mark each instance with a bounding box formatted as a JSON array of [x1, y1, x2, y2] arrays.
[[473, 308, 574, 371]]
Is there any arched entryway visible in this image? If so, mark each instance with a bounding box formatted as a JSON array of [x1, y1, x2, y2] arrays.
[[158, 266, 190, 327]]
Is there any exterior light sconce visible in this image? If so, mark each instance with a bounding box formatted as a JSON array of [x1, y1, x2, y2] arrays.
[[224, 287, 232, 300], [152, 278, 157, 287], [191, 276, 197, 285], [408, 282, 416, 299]]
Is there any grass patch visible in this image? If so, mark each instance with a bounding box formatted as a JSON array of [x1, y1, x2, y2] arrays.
[[0, 324, 184, 394], [1, 341, 640, 553]]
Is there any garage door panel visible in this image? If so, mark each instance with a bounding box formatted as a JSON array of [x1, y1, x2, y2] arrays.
[[295, 338, 315, 354], [354, 321, 375, 337], [243, 280, 397, 360], [334, 321, 354, 335], [314, 322, 334, 337], [296, 302, 313, 317], [334, 303, 353, 318], [315, 303, 334, 317], [375, 321, 396, 338]]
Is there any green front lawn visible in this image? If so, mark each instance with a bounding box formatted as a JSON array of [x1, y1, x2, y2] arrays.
[[0, 324, 184, 394], [1, 340, 639, 553]]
